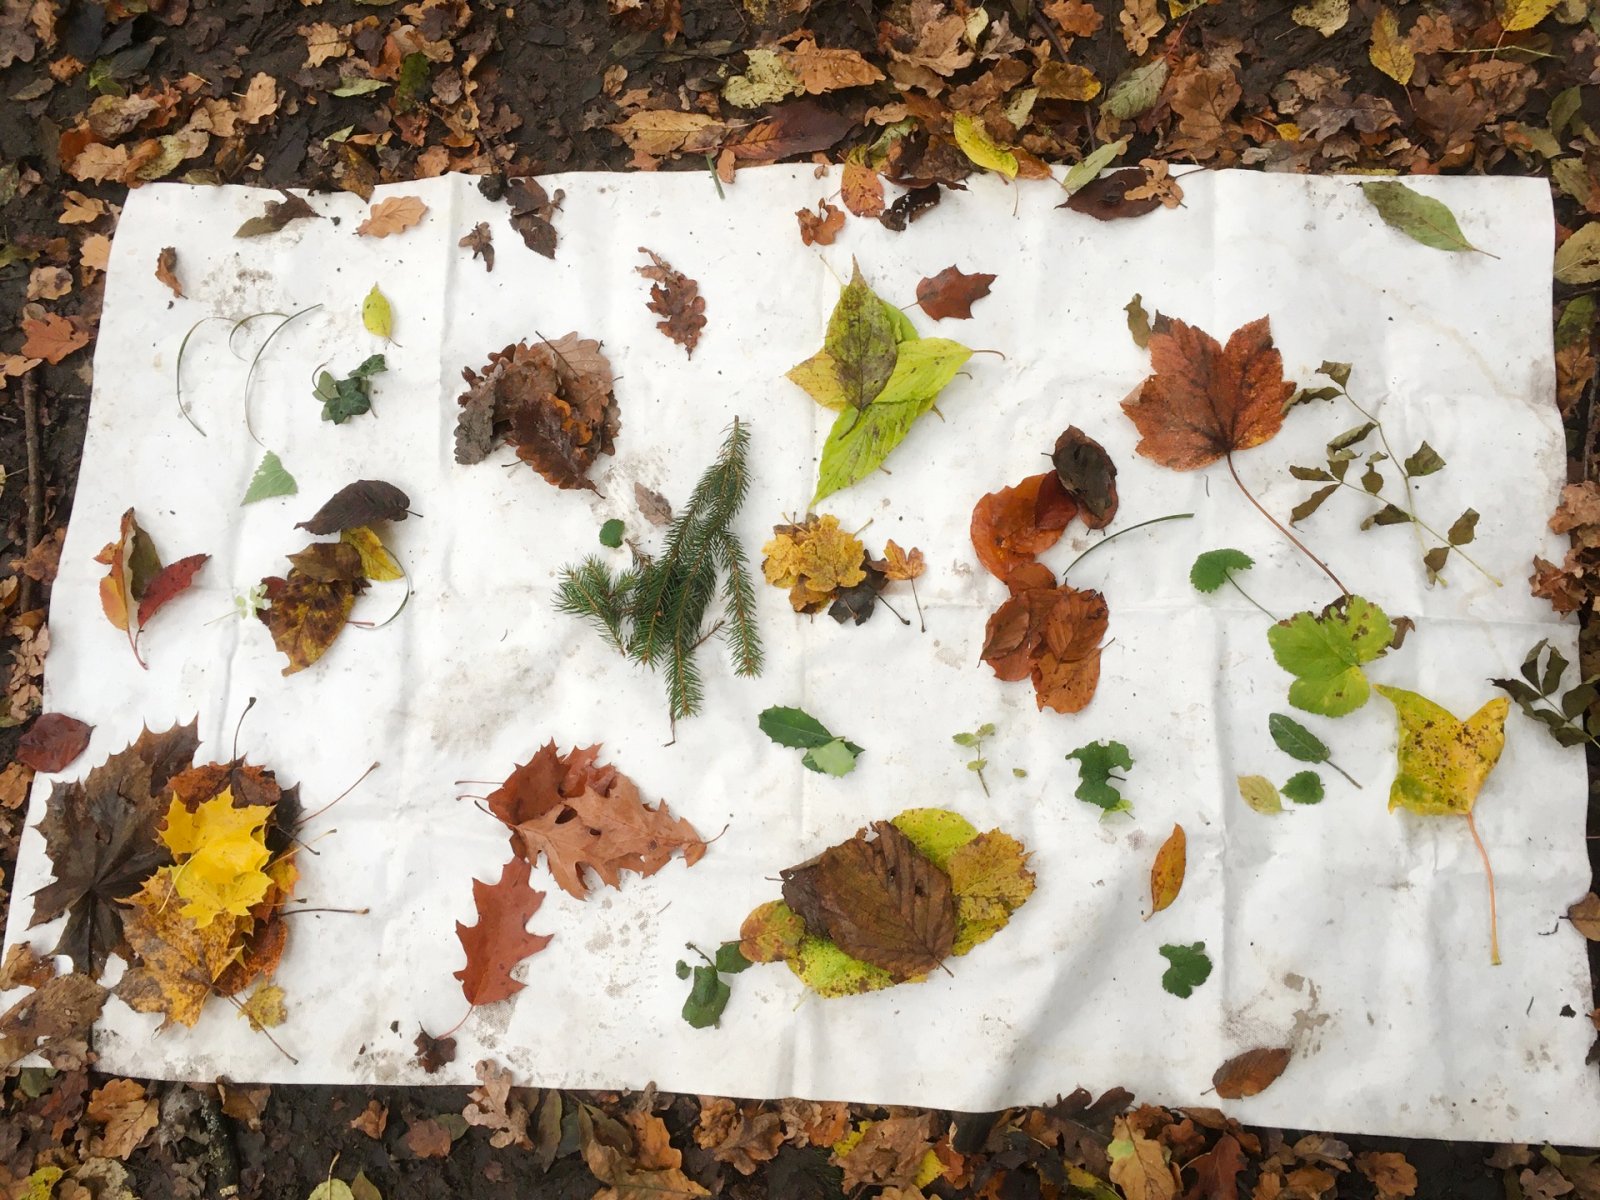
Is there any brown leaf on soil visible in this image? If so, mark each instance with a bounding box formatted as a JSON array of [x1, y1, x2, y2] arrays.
[[970, 473, 1078, 583], [154, 247, 183, 298], [357, 195, 428, 237], [405, 1116, 456, 1159], [1183, 1133, 1245, 1200], [779, 1098, 853, 1147], [460, 221, 494, 271], [608, 110, 727, 166], [455, 336, 620, 488], [17, 712, 93, 772], [781, 820, 956, 981], [1062, 168, 1163, 221], [20, 314, 90, 364], [917, 266, 996, 320], [725, 99, 854, 162], [836, 1114, 937, 1190], [1052, 426, 1119, 528], [454, 855, 553, 1007], [464, 1058, 534, 1149], [584, 1110, 711, 1200], [796, 199, 846, 246], [0, 762, 32, 812], [695, 1097, 785, 1175], [87, 1078, 159, 1160], [1212, 1046, 1292, 1099], [27, 265, 72, 300], [637, 247, 707, 355], [0, 972, 108, 1069], [1167, 66, 1244, 160], [1567, 892, 1600, 939], [1110, 1115, 1180, 1200], [882, 0, 975, 81], [218, 1080, 272, 1130], [350, 1099, 389, 1138], [778, 40, 884, 94], [1356, 1151, 1419, 1200], [1122, 316, 1292, 470], [296, 480, 412, 535], [414, 1028, 457, 1074], [1043, 0, 1105, 35], [842, 161, 886, 217]]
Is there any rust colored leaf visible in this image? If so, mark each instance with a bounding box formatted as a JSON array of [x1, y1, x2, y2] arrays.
[[1147, 824, 1185, 918], [1031, 586, 1109, 714], [841, 162, 885, 217], [726, 100, 854, 162], [295, 480, 411, 534], [1061, 168, 1163, 221], [136, 553, 209, 631], [796, 200, 846, 246], [357, 194, 428, 237], [17, 713, 93, 773], [636, 247, 707, 356], [970, 473, 1077, 583], [460, 222, 495, 271], [1122, 316, 1293, 470], [1212, 1046, 1292, 1099], [454, 854, 553, 1007], [154, 247, 183, 298], [1052, 426, 1120, 528], [916, 266, 996, 321], [779, 820, 955, 981], [414, 1027, 457, 1074], [20, 314, 90, 364], [1184, 1134, 1246, 1200]]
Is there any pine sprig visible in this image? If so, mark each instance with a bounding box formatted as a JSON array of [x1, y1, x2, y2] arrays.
[[557, 419, 763, 725]]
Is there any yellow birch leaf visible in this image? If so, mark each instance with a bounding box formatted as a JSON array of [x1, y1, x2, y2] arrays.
[[160, 790, 274, 927], [952, 113, 1019, 180], [341, 525, 403, 582], [1369, 7, 1414, 85], [1147, 823, 1185, 918], [1499, 0, 1559, 29], [362, 284, 392, 339]]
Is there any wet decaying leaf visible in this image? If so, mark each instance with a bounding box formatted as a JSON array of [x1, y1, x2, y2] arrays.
[[915, 266, 996, 320], [796, 199, 846, 246], [258, 553, 363, 675], [1062, 168, 1163, 220], [982, 582, 1110, 713], [455, 335, 620, 489], [1051, 426, 1119, 528], [879, 184, 941, 231], [154, 246, 183, 298], [414, 1028, 458, 1074], [295, 480, 411, 535], [459, 222, 495, 271], [496, 176, 564, 259], [1212, 1046, 1292, 1099], [970, 474, 1077, 583], [0, 972, 108, 1070], [16, 712, 93, 773], [636, 247, 706, 355]]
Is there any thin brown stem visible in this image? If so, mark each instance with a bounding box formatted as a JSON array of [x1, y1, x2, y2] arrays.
[[1225, 453, 1350, 598], [1465, 809, 1500, 966]]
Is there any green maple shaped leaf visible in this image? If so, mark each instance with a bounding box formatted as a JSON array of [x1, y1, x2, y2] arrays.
[[1065, 740, 1133, 816], [1267, 595, 1394, 717]]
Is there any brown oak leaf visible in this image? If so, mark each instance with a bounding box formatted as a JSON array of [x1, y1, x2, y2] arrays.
[[404, 1116, 456, 1159], [502, 178, 563, 259], [1121, 315, 1292, 470], [836, 1114, 937, 1190], [356, 195, 428, 237], [636, 248, 706, 356], [463, 1058, 534, 1149], [841, 162, 885, 217], [916, 266, 996, 320], [20, 314, 90, 364], [694, 1098, 785, 1175], [1182, 1133, 1244, 1200], [796, 200, 846, 246], [454, 855, 553, 1007], [1355, 1151, 1419, 1200], [87, 1078, 159, 1160]]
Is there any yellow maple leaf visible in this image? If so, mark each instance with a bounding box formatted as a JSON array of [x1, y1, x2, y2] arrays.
[[1368, 7, 1414, 85], [160, 790, 274, 928], [119, 870, 247, 1027], [871, 540, 925, 581], [761, 515, 866, 613]]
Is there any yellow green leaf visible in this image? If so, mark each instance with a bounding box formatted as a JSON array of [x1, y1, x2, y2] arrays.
[[952, 112, 1018, 180], [1237, 774, 1284, 815], [1368, 7, 1414, 85], [341, 525, 403, 582], [945, 830, 1035, 954], [1499, 0, 1559, 30], [238, 983, 286, 1031], [786, 349, 848, 411], [160, 790, 274, 927], [1375, 687, 1509, 816], [1147, 823, 1185, 918], [362, 284, 392, 339]]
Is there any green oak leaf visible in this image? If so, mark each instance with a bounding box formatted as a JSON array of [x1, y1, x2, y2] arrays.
[[1266, 595, 1394, 717], [681, 963, 730, 1029], [1282, 770, 1325, 805], [242, 450, 297, 505], [1190, 548, 1254, 594], [1065, 740, 1133, 816], [1159, 942, 1212, 998]]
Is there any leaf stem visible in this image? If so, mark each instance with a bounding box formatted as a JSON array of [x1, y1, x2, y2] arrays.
[[1324, 757, 1361, 789], [1342, 391, 1433, 576], [1465, 809, 1501, 966], [1061, 512, 1194, 580], [1224, 570, 1277, 620], [1226, 453, 1349, 597], [1330, 479, 1504, 586]]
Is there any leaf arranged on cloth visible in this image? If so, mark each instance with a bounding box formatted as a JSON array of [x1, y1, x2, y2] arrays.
[[96, 509, 208, 666], [1491, 638, 1599, 749], [945, 830, 1035, 955], [258, 564, 361, 675], [29, 720, 199, 975], [116, 869, 249, 1028], [1122, 315, 1293, 469], [460, 222, 495, 271], [1282, 771, 1325, 805], [414, 1028, 457, 1074], [680, 961, 732, 1028], [982, 583, 1110, 714], [453, 335, 620, 489], [0, 972, 108, 1070], [636, 247, 706, 356], [1190, 547, 1253, 592], [970, 473, 1078, 583], [361, 284, 392, 339], [1148, 824, 1185, 918], [1376, 688, 1509, 816], [356, 195, 427, 237], [1065, 740, 1134, 815], [916, 267, 996, 321], [295, 480, 411, 534], [780, 820, 956, 981], [1269, 713, 1330, 763], [17, 713, 92, 772], [158, 790, 273, 927], [759, 706, 864, 776], [1159, 941, 1212, 997], [598, 519, 625, 549], [1051, 426, 1119, 528], [1061, 168, 1162, 221], [787, 264, 972, 503], [1268, 595, 1395, 716], [1359, 181, 1479, 254], [1212, 1046, 1292, 1098], [1237, 774, 1285, 814], [234, 190, 318, 238], [313, 354, 386, 424], [796, 200, 846, 246], [242, 451, 298, 505], [341, 525, 404, 582], [154, 247, 183, 298], [454, 855, 553, 1007], [237, 983, 286, 1031], [763, 514, 867, 612]]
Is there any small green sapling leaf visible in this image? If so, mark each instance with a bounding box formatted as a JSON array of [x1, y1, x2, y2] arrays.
[[1065, 740, 1133, 816], [1282, 771, 1324, 805], [1190, 549, 1253, 594], [1159, 942, 1212, 998], [599, 519, 625, 548]]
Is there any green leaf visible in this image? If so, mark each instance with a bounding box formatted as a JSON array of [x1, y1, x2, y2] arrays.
[[1190, 548, 1253, 594], [1158, 942, 1212, 998], [1403, 441, 1445, 477], [362, 284, 393, 338], [1555, 224, 1600, 284], [242, 451, 298, 505], [675, 959, 690, 979], [314, 354, 386, 424], [715, 942, 752, 975], [802, 737, 860, 777], [1359, 181, 1480, 253], [1557, 295, 1596, 350], [1282, 770, 1325, 805], [1065, 740, 1133, 815], [1267, 595, 1395, 717], [1100, 59, 1169, 120], [1268, 713, 1330, 764], [1290, 484, 1338, 525], [1448, 509, 1479, 546], [681, 963, 731, 1028], [952, 731, 982, 748], [759, 706, 834, 749], [826, 264, 899, 412], [952, 112, 1018, 179], [1237, 774, 1285, 814], [599, 519, 625, 548], [1061, 137, 1128, 197], [332, 78, 388, 97], [307, 1182, 355, 1200]]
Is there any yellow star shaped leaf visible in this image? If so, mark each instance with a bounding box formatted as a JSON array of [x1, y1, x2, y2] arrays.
[[160, 789, 274, 928]]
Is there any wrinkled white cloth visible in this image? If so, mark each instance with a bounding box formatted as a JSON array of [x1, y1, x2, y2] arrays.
[[4, 169, 1595, 1143]]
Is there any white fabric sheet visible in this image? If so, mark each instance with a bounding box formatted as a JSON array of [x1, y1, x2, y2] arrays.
[[4, 168, 1597, 1143]]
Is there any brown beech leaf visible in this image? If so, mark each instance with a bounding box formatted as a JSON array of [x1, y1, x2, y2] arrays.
[[295, 480, 411, 534], [916, 266, 996, 320], [235, 190, 318, 238], [460, 222, 495, 271], [726, 100, 854, 162], [414, 1027, 457, 1074], [20, 314, 90, 364], [635, 482, 673, 526], [1062, 168, 1163, 221], [1122, 316, 1292, 470], [454, 854, 553, 1007], [1212, 1046, 1292, 1099], [636, 247, 706, 356], [0, 972, 109, 1069], [970, 473, 1077, 583], [357, 195, 428, 237], [154, 247, 183, 298], [779, 820, 955, 981], [1052, 426, 1119, 528], [841, 162, 885, 217], [17, 712, 93, 773], [796, 200, 846, 246]]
